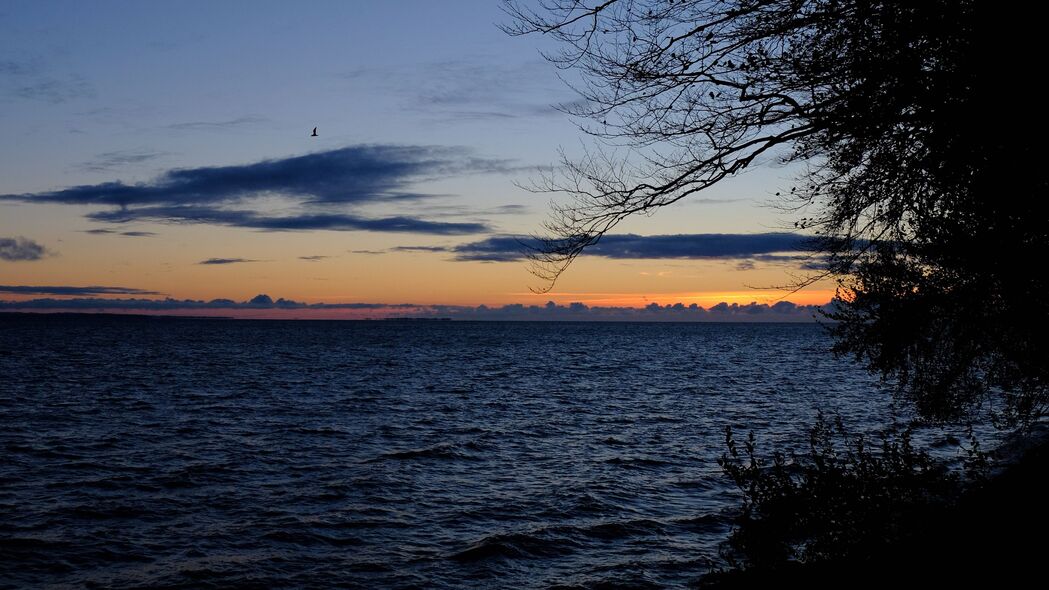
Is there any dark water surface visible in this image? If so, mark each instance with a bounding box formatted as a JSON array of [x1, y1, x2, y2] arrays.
[[2, 315, 897, 588]]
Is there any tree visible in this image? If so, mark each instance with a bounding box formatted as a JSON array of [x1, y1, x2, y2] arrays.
[[503, 0, 1048, 423]]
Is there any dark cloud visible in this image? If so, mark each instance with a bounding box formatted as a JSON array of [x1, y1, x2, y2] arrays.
[[85, 207, 489, 235], [1, 145, 507, 236], [0, 237, 48, 261], [452, 233, 816, 262], [76, 149, 169, 172], [391, 245, 450, 253], [1, 145, 511, 207], [198, 258, 258, 265], [0, 285, 158, 295], [166, 116, 268, 131], [83, 228, 156, 237], [451, 235, 533, 262], [349, 249, 385, 255], [298, 255, 330, 261], [0, 294, 832, 322], [735, 253, 832, 270]]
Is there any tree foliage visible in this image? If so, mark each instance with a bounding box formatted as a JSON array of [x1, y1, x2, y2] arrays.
[[504, 0, 1047, 423]]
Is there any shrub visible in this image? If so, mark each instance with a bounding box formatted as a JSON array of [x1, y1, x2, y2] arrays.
[[716, 413, 983, 569]]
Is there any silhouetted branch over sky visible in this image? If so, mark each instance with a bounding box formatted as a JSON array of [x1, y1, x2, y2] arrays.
[[506, 0, 1047, 423]]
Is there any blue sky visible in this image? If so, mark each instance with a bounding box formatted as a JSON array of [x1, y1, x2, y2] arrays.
[[1, 1, 572, 187], [0, 0, 830, 317]]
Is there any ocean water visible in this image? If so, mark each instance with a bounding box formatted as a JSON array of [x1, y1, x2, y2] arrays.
[[1, 315, 904, 588]]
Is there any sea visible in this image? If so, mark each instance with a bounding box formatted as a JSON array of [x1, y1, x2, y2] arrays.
[[0, 314, 972, 588]]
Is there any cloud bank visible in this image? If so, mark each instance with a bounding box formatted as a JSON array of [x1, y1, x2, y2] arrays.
[[0, 237, 48, 261], [451, 233, 815, 262], [0, 292, 831, 322], [1, 145, 513, 235], [417, 233, 819, 265]]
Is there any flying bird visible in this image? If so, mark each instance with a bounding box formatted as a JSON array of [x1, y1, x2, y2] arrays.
[[311, 127, 318, 137]]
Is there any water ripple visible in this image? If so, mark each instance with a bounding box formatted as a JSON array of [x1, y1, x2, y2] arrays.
[[1, 315, 897, 588]]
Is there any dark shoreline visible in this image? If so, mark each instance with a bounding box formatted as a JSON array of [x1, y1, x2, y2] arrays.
[[702, 432, 1049, 587]]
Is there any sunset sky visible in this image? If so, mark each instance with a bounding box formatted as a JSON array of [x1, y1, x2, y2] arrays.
[[1, 0, 834, 319]]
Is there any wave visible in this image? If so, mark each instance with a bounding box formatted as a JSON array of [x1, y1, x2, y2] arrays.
[[602, 456, 671, 467], [451, 530, 582, 562], [261, 530, 363, 547], [451, 518, 670, 563], [370, 441, 483, 462]]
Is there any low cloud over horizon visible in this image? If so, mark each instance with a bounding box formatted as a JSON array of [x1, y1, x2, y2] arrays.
[[0, 290, 832, 322], [0, 145, 515, 236]]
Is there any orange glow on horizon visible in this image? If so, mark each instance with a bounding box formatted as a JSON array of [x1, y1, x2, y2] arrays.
[[0, 289, 835, 309], [511, 289, 836, 308]]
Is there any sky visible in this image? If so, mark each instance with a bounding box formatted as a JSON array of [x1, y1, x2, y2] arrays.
[[0, 0, 835, 320]]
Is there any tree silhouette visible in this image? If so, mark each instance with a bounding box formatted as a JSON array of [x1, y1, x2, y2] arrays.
[[504, 0, 1047, 422]]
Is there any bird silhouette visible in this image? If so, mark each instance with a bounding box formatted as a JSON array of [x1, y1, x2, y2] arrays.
[[311, 127, 318, 137]]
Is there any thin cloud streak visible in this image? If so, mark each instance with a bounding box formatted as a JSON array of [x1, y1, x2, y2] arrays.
[[343, 60, 571, 123], [11, 78, 95, 103], [391, 246, 451, 253], [165, 116, 268, 131], [83, 229, 157, 237], [0, 285, 159, 295], [198, 258, 258, 265], [76, 149, 169, 172]]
